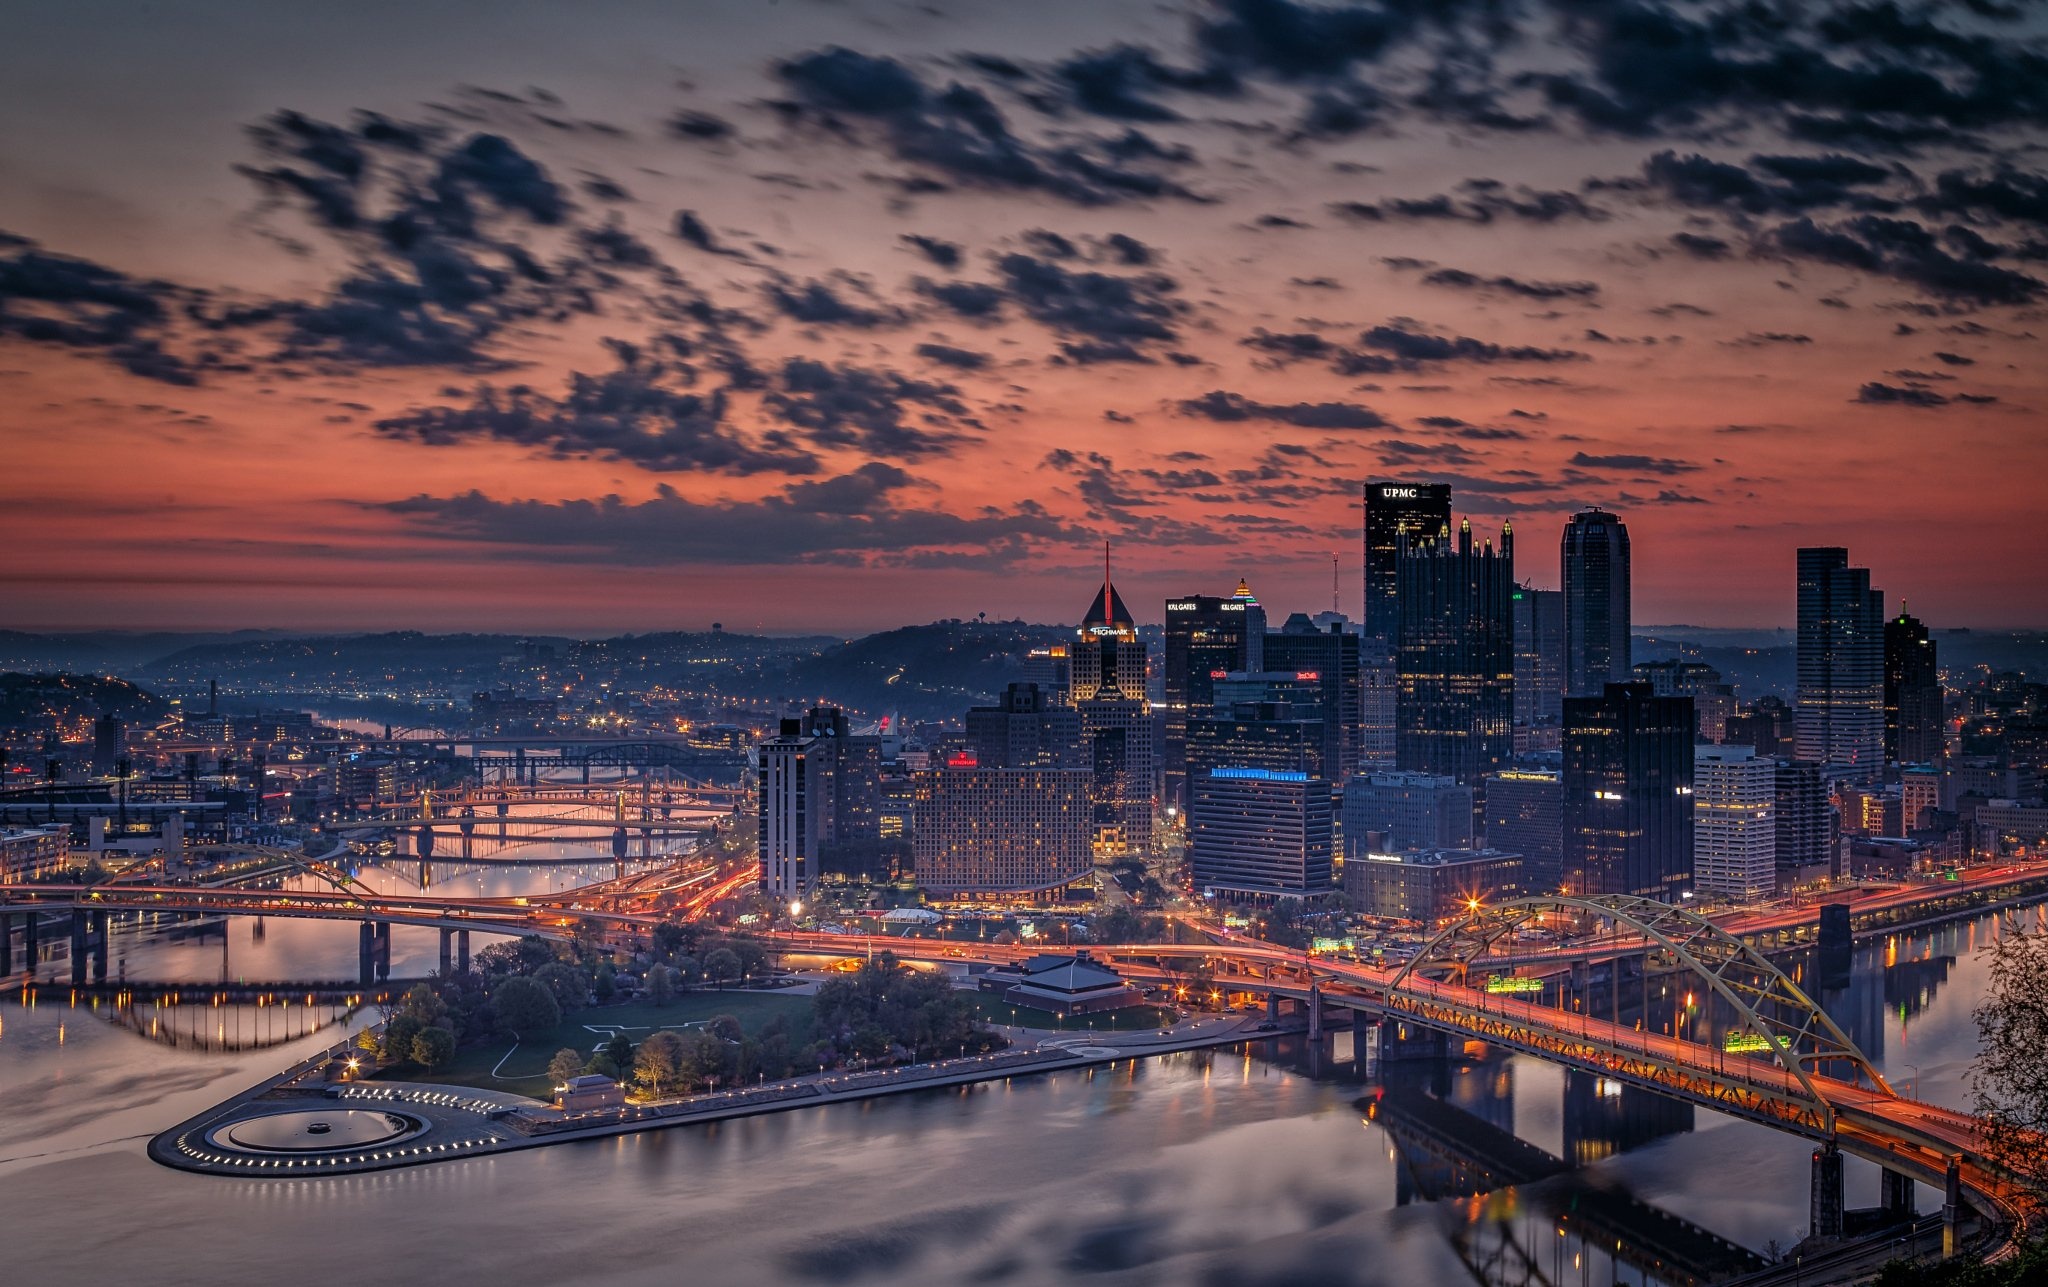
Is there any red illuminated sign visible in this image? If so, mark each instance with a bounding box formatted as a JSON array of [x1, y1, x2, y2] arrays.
[[1295, 670, 1320, 682], [1209, 669, 1229, 679]]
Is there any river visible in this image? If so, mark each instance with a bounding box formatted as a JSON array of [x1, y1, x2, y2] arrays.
[[1, 840, 2038, 1286]]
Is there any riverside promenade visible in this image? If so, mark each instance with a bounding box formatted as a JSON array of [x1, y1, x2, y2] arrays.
[[150, 1010, 1291, 1178]]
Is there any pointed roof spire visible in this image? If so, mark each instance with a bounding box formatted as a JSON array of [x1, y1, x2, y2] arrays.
[[1232, 576, 1257, 604], [1080, 539, 1135, 637]]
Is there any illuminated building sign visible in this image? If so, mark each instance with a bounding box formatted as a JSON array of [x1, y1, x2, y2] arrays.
[[1378, 486, 1421, 499], [1294, 670, 1320, 682], [1209, 767, 1309, 782], [1210, 669, 1229, 679], [945, 752, 978, 768]]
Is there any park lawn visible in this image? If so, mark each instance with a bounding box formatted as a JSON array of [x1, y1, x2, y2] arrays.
[[379, 990, 812, 1098], [970, 996, 1177, 1033]]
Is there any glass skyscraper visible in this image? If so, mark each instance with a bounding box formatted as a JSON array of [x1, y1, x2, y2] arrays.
[[1562, 507, 1631, 697], [1364, 480, 1452, 650], [1884, 607, 1942, 766], [1394, 517, 1515, 785], [1796, 547, 1885, 783], [1562, 682, 1694, 901]]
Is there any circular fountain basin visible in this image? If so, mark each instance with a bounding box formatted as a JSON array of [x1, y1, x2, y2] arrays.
[[215, 1109, 426, 1153]]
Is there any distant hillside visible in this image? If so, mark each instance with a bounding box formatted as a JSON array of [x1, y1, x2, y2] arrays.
[[0, 672, 168, 725], [765, 620, 1072, 720], [0, 630, 289, 673]]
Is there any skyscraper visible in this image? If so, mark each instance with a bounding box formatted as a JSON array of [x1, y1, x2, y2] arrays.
[[966, 683, 1084, 769], [1072, 550, 1154, 856], [1264, 614, 1363, 785], [1162, 581, 1265, 810], [1884, 607, 1943, 766], [1189, 768, 1334, 899], [756, 706, 883, 895], [1364, 480, 1452, 649], [1562, 682, 1694, 901], [1343, 771, 1475, 853], [1774, 759, 1834, 881], [1693, 745, 1776, 901], [912, 763, 1093, 897], [1395, 516, 1515, 784], [1484, 769, 1563, 894], [1512, 584, 1564, 728], [1796, 547, 1885, 783], [1562, 508, 1632, 697]]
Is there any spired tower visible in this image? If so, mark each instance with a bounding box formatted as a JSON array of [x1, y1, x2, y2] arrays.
[[1073, 544, 1154, 856]]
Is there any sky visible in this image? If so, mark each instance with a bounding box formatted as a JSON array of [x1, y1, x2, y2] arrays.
[[2, 0, 2045, 636]]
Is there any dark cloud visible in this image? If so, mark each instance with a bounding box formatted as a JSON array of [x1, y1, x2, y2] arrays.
[[917, 277, 1006, 318], [1411, 266, 1600, 300], [1638, 150, 1895, 216], [1932, 350, 1975, 365], [1770, 215, 2043, 306], [901, 234, 963, 268], [674, 210, 744, 258], [1331, 179, 1606, 225], [914, 342, 991, 370], [1569, 452, 1699, 476], [377, 471, 1071, 568], [669, 110, 736, 142], [766, 276, 905, 329], [1724, 330, 1813, 347], [762, 358, 975, 457], [0, 237, 203, 384], [988, 252, 1186, 356], [1854, 380, 1995, 407], [1178, 389, 1391, 429], [773, 47, 1205, 205], [1354, 321, 1588, 367], [1193, 0, 1463, 81], [1670, 231, 1733, 259], [373, 358, 817, 475], [1050, 44, 1240, 121]]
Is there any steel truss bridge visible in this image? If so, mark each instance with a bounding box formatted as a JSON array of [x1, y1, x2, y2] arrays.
[[772, 894, 2034, 1254]]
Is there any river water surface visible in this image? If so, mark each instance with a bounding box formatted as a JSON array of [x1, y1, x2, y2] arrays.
[[1, 837, 2037, 1287]]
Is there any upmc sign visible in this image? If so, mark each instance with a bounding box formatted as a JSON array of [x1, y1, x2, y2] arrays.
[[1378, 486, 1421, 499]]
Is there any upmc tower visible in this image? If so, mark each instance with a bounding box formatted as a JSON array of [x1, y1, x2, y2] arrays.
[[1364, 481, 1452, 650]]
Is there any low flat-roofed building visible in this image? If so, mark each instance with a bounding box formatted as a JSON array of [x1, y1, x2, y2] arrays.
[[0, 825, 69, 879], [1344, 847, 1523, 926], [556, 1074, 625, 1112], [979, 951, 1145, 1015]]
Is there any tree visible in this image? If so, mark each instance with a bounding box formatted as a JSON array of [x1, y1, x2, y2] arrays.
[[1970, 920, 2048, 1200], [531, 962, 590, 1014], [381, 1014, 423, 1064], [645, 963, 674, 1006], [602, 1032, 634, 1069], [705, 948, 741, 990], [582, 1053, 619, 1079], [592, 962, 617, 1003], [493, 975, 562, 1037], [547, 1048, 586, 1087], [410, 1026, 455, 1071], [705, 1014, 744, 1043], [634, 1030, 689, 1097]]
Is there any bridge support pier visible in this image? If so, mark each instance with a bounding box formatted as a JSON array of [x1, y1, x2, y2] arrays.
[[1266, 994, 1279, 1021], [1376, 1018, 1449, 1063], [0, 913, 11, 978], [439, 928, 453, 977], [70, 909, 109, 986], [23, 911, 36, 974], [1880, 1167, 1915, 1222], [374, 922, 391, 982], [1942, 1157, 1962, 1259], [359, 922, 375, 985], [1307, 982, 1323, 1041], [1810, 1144, 1845, 1240], [458, 929, 470, 975]]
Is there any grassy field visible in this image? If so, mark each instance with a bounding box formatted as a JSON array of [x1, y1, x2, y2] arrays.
[[970, 996, 1177, 1032], [378, 990, 812, 1098]]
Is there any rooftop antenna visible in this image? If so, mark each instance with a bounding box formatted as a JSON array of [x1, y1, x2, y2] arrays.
[[1331, 552, 1339, 615]]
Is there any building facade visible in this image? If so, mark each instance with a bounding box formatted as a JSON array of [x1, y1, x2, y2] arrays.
[[1884, 609, 1943, 766], [1263, 615, 1363, 785], [1513, 584, 1564, 729], [1072, 564, 1155, 856], [1161, 583, 1265, 810], [1344, 847, 1523, 925], [1562, 508, 1632, 697], [1693, 745, 1776, 901], [1774, 759, 1835, 882], [1342, 771, 1475, 854], [1562, 683, 1695, 901], [1189, 767, 1334, 899], [1796, 547, 1885, 783], [1484, 769, 1563, 895], [1364, 480, 1453, 649], [912, 765, 1094, 897], [1395, 518, 1515, 784]]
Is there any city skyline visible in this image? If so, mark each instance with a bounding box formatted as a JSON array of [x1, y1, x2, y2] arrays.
[[4, 1, 2047, 636]]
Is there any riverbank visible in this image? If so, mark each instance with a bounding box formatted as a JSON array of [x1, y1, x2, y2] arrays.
[[149, 1010, 1290, 1178]]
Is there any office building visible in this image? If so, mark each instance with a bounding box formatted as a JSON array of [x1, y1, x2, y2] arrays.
[[912, 763, 1093, 897], [966, 683, 1084, 769], [1072, 557, 1155, 856], [1343, 771, 1474, 854], [1885, 608, 1943, 766], [1513, 584, 1564, 729], [1901, 765, 1941, 832], [1020, 645, 1073, 707], [756, 706, 883, 895], [1484, 769, 1563, 894], [91, 716, 126, 777], [1726, 696, 1798, 759], [1187, 699, 1325, 781], [1563, 508, 1632, 696], [1344, 847, 1522, 925], [1395, 517, 1516, 784], [1797, 547, 1885, 783], [1364, 480, 1453, 649], [1162, 582, 1265, 810], [1361, 655, 1397, 770], [1264, 614, 1363, 784], [1774, 759, 1835, 882], [1633, 659, 1736, 743], [1693, 745, 1776, 901], [1562, 683, 1694, 901], [1189, 767, 1334, 899]]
